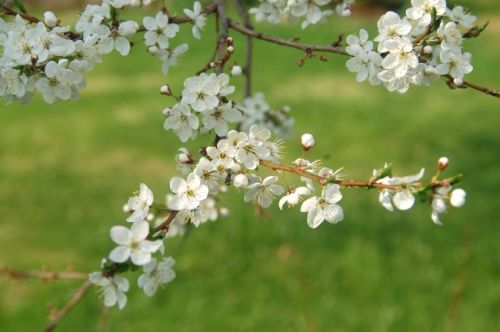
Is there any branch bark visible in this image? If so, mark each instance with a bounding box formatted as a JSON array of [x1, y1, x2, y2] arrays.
[[43, 281, 93, 332]]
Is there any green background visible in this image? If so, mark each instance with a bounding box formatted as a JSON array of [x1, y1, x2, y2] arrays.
[[0, 1, 499, 331]]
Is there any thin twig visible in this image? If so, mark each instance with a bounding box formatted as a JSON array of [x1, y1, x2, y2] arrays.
[[43, 281, 93, 332], [444, 74, 500, 98], [0, 266, 88, 281], [0, 5, 40, 23], [154, 210, 179, 233], [228, 20, 349, 56], [99, 306, 110, 332], [234, 0, 254, 97], [229, 21, 499, 99], [260, 159, 441, 191]]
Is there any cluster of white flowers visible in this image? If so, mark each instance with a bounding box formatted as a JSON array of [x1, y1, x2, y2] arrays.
[[163, 73, 241, 141], [345, 1, 477, 93], [89, 183, 175, 308], [238, 92, 294, 138], [0, 1, 207, 103], [249, 0, 353, 29]]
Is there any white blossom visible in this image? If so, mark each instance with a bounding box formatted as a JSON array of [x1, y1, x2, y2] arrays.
[[406, 0, 446, 27], [446, 6, 476, 29], [184, 1, 207, 39], [377, 168, 425, 211], [89, 272, 129, 309], [137, 257, 175, 296], [109, 221, 162, 265], [300, 184, 343, 228], [169, 173, 209, 210], [143, 12, 179, 49], [244, 176, 284, 208], [163, 103, 199, 142], [202, 102, 242, 136], [182, 73, 221, 112], [126, 183, 154, 223], [279, 186, 311, 209], [375, 11, 412, 52]]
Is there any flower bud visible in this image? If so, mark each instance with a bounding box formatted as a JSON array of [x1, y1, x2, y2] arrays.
[[282, 105, 291, 113], [341, 9, 351, 16], [450, 189, 466, 207], [148, 45, 159, 54], [453, 77, 463, 86], [231, 65, 242, 76], [423, 45, 433, 54], [219, 185, 228, 193], [233, 174, 248, 188], [227, 45, 234, 54], [122, 203, 130, 212], [437, 156, 449, 171], [226, 37, 233, 46], [300, 133, 315, 150], [162, 107, 171, 116], [147, 213, 155, 221], [230, 163, 241, 174], [219, 207, 229, 217], [209, 61, 217, 68], [160, 84, 171, 95], [44, 11, 58, 27]]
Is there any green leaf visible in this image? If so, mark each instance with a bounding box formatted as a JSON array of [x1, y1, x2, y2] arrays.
[[14, 0, 27, 14]]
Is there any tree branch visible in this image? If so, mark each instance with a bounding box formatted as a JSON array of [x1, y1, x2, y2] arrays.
[[43, 281, 93, 332], [0, 5, 40, 23], [229, 21, 499, 99], [228, 20, 348, 56], [234, 0, 254, 97], [0, 266, 88, 281], [259, 159, 448, 191]]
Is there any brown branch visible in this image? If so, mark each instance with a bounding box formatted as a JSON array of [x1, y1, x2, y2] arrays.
[[229, 21, 499, 99], [1, 266, 88, 281], [154, 210, 179, 233], [234, 0, 254, 97], [228, 20, 349, 56], [0, 5, 40, 23], [43, 281, 93, 332], [260, 159, 413, 191], [444, 74, 500, 98]]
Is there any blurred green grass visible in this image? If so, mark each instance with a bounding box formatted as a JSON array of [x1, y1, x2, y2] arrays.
[[1, 2, 500, 332]]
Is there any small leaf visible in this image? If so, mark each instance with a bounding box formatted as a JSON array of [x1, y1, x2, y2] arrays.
[[14, 0, 27, 14]]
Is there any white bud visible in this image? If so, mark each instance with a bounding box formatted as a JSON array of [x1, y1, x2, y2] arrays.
[[227, 45, 234, 53], [162, 107, 171, 116], [437, 156, 449, 170], [177, 153, 190, 163], [148, 45, 159, 54], [231, 65, 242, 76], [122, 203, 130, 212], [342, 9, 351, 16], [209, 61, 217, 68], [230, 163, 241, 174], [219, 185, 228, 193], [300, 133, 315, 150], [282, 105, 291, 113], [450, 189, 466, 207], [453, 77, 464, 86], [233, 174, 249, 188], [160, 84, 171, 95], [44, 11, 58, 27], [219, 207, 229, 217], [423, 45, 433, 54], [147, 213, 155, 221]]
